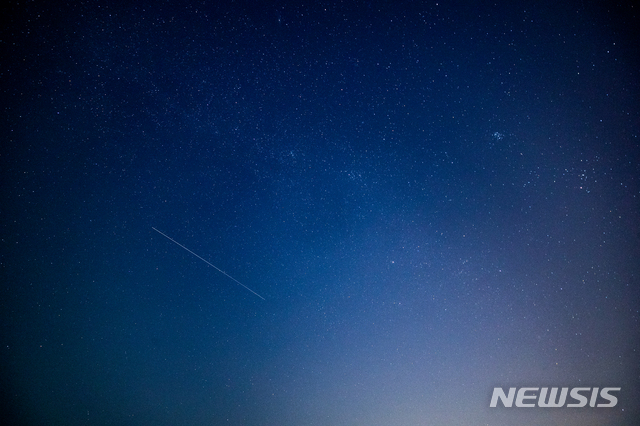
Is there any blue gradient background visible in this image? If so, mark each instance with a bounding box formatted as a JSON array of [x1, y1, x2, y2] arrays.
[[2, 1, 639, 424]]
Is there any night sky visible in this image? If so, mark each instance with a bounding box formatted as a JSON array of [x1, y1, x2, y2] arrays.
[[2, 1, 639, 425]]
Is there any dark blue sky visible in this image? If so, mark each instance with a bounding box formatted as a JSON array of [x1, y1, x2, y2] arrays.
[[2, 1, 639, 424]]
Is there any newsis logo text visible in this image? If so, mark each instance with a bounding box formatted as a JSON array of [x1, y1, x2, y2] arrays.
[[490, 387, 620, 408]]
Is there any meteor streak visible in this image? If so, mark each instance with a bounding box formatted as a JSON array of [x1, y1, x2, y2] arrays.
[[152, 227, 265, 300]]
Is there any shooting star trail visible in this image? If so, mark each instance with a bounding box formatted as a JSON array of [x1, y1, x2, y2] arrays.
[[152, 227, 265, 300]]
